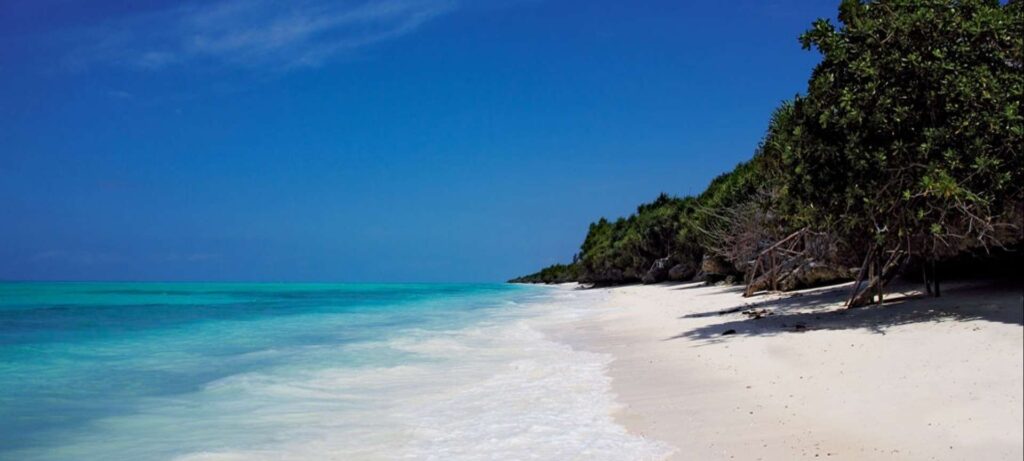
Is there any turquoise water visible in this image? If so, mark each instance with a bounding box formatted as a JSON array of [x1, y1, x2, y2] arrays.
[[0, 282, 670, 460], [0, 283, 526, 459]]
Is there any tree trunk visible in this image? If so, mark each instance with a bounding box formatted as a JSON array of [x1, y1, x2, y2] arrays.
[[922, 263, 932, 296], [876, 258, 884, 305], [849, 250, 905, 308], [867, 260, 876, 304], [846, 248, 874, 308]]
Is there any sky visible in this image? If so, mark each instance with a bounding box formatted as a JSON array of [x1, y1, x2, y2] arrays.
[[0, 0, 838, 283]]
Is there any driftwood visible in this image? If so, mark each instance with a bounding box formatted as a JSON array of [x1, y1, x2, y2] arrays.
[[743, 227, 914, 308], [846, 248, 906, 308], [743, 228, 835, 297], [846, 246, 875, 306]]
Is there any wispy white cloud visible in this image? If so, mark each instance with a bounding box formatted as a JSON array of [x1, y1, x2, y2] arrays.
[[70, 0, 458, 71]]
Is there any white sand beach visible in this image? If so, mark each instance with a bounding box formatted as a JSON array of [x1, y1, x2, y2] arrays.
[[549, 280, 1023, 460]]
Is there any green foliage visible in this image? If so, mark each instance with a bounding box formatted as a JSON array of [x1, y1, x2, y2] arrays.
[[576, 194, 694, 285], [508, 263, 579, 284], [788, 0, 1023, 259], [511, 0, 1023, 285], [681, 102, 802, 269]]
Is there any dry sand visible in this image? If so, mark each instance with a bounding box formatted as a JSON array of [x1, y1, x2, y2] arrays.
[[550, 279, 1023, 460]]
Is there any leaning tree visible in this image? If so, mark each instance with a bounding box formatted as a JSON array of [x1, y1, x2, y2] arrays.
[[785, 0, 1023, 306]]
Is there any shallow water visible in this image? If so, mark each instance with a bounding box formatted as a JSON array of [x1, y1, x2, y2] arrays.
[[0, 282, 670, 461]]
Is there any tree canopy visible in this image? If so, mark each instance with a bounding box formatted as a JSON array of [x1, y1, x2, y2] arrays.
[[788, 0, 1023, 261], [512, 0, 1022, 291]]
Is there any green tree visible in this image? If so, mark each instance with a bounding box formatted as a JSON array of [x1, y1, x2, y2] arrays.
[[574, 194, 693, 285], [786, 0, 1023, 301]]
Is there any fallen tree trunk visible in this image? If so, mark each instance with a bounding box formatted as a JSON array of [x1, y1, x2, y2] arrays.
[[847, 249, 906, 308]]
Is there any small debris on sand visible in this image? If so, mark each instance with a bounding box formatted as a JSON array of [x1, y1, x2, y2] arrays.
[[742, 308, 773, 319]]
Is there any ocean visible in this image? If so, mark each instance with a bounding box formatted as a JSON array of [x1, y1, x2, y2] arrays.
[[0, 282, 670, 461]]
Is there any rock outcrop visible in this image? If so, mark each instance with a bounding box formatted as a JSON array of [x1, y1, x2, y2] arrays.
[[667, 261, 697, 281], [698, 255, 741, 283], [777, 261, 853, 292], [642, 257, 674, 284]]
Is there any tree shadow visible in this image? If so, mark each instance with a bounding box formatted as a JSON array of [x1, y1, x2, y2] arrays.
[[574, 281, 747, 295], [668, 282, 748, 298], [679, 282, 854, 319], [668, 278, 1022, 343], [666, 281, 714, 291]]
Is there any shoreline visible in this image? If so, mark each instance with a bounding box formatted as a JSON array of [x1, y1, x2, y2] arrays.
[[546, 279, 1023, 460]]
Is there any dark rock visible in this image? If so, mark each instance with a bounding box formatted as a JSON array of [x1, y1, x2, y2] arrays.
[[701, 255, 732, 276], [721, 329, 737, 336], [642, 257, 674, 284], [579, 267, 638, 286], [667, 261, 697, 281], [701, 255, 741, 283], [778, 261, 853, 291]]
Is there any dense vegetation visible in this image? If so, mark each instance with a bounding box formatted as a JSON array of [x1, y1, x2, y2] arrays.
[[512, 0, 1022, 299], [508, 263, 578, 284]]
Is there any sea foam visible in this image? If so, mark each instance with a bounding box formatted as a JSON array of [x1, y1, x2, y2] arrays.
[[170, 290, 672, 461], [0, 283, 672, 461]]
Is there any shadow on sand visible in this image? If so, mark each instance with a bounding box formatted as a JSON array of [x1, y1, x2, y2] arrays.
[[668, 279, 1022, 342]]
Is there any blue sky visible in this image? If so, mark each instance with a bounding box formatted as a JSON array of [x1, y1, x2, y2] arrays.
[[0, 0, 837, 282]]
